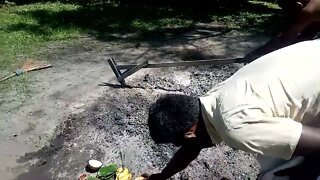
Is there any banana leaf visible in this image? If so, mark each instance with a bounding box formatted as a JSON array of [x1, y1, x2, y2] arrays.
[[97, 163, 117, 180], [88, 176, 99, 180]]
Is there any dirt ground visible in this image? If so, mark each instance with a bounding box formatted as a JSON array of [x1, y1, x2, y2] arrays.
[[0, 27, 269, 180]]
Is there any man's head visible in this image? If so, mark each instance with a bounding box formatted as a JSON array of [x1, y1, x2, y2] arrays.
[[148, 94, 200, 146]]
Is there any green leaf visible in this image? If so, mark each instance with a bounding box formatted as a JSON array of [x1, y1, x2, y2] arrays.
[[88, 176, 99, 180], [97, 163, 117, 179], [99, 174, 115, 180]]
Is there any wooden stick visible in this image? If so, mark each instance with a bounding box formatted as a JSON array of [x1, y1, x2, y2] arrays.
[[23, 64, 52, 73], [0, 73, 15, 82], [0, 64, 52, 82]]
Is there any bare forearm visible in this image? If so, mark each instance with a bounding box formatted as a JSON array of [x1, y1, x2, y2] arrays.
[[245, 32, 297, 61], [259, 33, 295, 52], [293, 125, 320, 156], [160, 146, 201, 179], [245, 14, 313, 62]]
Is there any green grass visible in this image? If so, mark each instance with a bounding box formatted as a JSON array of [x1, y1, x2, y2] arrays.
[[0, 0, 281, 112], [0, 0, 281, 74], [210, 0, 283, 33], [0, 3, 82, 74], [131, 18, 194, 31], [0, 3, 82, 111]]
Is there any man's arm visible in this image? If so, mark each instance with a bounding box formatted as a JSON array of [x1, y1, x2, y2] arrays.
[[270, 125, 320, 179], [293, 125, 320, 156], [148, 144, 202, 180], [244, 10, 315, 62]]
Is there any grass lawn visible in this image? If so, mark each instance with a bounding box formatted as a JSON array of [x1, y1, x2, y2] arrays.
[[0, 3, 82, 111], [0, 3, 82, 73], [0, 0, 281, 110]]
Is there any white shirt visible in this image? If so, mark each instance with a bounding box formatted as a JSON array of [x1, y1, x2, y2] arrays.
[[200, 39, 320, 159]]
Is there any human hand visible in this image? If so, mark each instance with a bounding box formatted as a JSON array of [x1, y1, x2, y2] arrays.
[[134, 176, 146, 180], [140, 173, 164, 180]]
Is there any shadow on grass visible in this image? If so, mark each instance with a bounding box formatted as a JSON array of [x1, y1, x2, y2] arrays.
[[5, 0, 285, 43]]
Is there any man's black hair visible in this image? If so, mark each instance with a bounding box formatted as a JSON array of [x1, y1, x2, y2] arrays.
[[148, 94, 200, 145]]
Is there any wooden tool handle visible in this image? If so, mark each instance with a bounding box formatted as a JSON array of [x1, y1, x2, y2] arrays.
[[0, 73, 16, 82]]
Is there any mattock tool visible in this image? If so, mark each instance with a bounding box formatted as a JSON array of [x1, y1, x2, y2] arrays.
[[107, 57, 245, 87]]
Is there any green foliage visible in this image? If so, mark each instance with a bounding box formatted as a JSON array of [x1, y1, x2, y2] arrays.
[[88, 176, 100, 180], [97, 163, 117, 180]]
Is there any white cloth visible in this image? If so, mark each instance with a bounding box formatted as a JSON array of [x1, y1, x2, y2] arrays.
[[200, 39, 320, 160]]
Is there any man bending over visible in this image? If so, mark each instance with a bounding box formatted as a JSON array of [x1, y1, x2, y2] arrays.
[[145, 39, 320, 179]]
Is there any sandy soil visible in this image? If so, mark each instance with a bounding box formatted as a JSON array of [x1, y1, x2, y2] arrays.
[[0, 27, 269, 180]]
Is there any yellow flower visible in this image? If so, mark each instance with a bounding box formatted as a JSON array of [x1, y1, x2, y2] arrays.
[[116, 167, 132, 180]]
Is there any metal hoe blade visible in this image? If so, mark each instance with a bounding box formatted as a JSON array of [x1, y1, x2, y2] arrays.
[[107, 57, 245, 86]]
